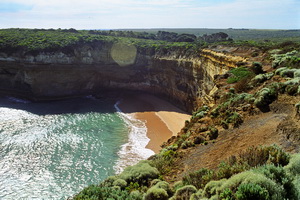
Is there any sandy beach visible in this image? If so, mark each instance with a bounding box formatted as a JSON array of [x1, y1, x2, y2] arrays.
[[119, 93, 191, 153]]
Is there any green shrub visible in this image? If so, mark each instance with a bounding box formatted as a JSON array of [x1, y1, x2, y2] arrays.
[[285, 153, 300, 177], [165, 144, 179, 151], [150, 179, 162, 187], [171, 185, 197, 200], [189, 189, 204, 200], [229, 88, 235, 94], [113, 178, 128, 188], [150, 152, 175, 175], [284, 77, 300, 86], [119, 160, 159, 186], [254, 87, 278, 108], [182, 145, 290, 194], [284, 154, 300, 198], [226, 112, 243, 127], [211, 106, 221, 118], [212, 93, 254, 118], [173, 181, 184, 191], [271, 50, 300, 68], [218, 171, 285, 200], [208, 127, 218, 140], [251, 62, 264, 74], [192, 105, 209, 119], [160, 149, 177, 159], [181, 141, 193, 149], [255, 165, 297, 199], [279, 68, 298, 78], [130, 191, 143, 200], [219, 188, 234, 200], [183, 168, 214, 189], [146, 180, 172, 199], [203, 179, 226, 198], [295, 69, 300, 78], [282, 78, 300, 95], [286, 85, 299, 95], [101, 176, 117, 187], [251, 73, 274, 85], [125, 182, 141, 192], [221, 120, 229, 129], [144, 187, 169, 200], [269, 82, 285, 94], [193, 136, 205, 144], [73, 185, 135, 200], [227, 67, 254, 84], [152, 180, 173, 196], [203, 159, 300, 200], [275, 67, 288, 75], [237, 145, 290, 167], [216, 161, 248, 180], [193, 111, 207, 119], [235, 183, 270, 200]]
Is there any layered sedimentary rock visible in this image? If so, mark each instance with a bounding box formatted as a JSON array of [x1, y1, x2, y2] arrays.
[[0, 42, 245, 111]]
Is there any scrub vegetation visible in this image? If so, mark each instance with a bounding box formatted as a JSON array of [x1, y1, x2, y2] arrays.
[[73, 146, 299, 200], [69, 29, 300, 200], [1, 28, 300, 199], [1, 28, 299, 55], [0, 28, 199, 54]]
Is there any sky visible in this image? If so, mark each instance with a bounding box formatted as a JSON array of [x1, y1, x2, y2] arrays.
[[0, 0, 299, 29]]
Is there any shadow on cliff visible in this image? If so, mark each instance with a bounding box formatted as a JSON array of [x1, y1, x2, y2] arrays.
[[0, 92, 189, 116], [0, 96, 117, 115]]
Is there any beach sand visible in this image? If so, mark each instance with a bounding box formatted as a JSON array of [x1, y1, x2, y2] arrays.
[[119, 93, 191, 153]]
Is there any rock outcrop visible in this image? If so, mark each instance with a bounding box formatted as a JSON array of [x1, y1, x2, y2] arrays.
[[0, 41, 245, 111]]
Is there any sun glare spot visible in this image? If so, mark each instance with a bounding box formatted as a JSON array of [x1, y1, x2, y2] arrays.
[[110, 42, 137, 67]]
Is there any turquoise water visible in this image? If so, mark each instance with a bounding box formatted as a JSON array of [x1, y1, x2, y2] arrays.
[[0, 96, 138, 199]]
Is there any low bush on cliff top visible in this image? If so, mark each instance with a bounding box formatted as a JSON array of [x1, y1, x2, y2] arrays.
[[149, 148, 178, 175], [227, 67, 255, 84], [254, 84, 279, 108], [0, 28, 199, 54], [144, 180, 172, 200], [211, 92, 254, 120], [73, 185, 142, 200], [183, 147, 299, 200], [203, 162, 300, 200], [72, 146, 299, 200], [182, 145, 290, 190], [271, 50, 300, 68], [119, 160, 160, 186]]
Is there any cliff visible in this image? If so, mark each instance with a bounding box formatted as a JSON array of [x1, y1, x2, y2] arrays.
[[1, 30, 300, 199], [0, 41, 244, 112]]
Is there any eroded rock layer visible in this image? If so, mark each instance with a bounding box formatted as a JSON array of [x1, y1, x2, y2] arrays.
[[0, 42, 243, 111]]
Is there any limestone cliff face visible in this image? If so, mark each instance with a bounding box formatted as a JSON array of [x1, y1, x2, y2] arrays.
[[0, 42, 245, 111]]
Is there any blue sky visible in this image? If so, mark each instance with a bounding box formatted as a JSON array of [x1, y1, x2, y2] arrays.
[[0, 0, 299, 29]]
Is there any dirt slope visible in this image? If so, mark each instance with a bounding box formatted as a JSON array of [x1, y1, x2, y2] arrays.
[[165, 93, 300, 182]]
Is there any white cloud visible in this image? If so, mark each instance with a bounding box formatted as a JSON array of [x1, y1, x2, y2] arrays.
[[0, 0, 299, 29], [183, 0, 300, 28]]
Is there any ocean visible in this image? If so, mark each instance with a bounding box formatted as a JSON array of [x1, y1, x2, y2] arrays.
[[0, 96, 154, 199]]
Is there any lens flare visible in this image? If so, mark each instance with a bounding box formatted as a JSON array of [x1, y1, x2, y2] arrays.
[[111, 42, 137, 67]]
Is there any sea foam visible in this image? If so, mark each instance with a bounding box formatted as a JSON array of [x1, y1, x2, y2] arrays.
[[114, 101, 155, 174]]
